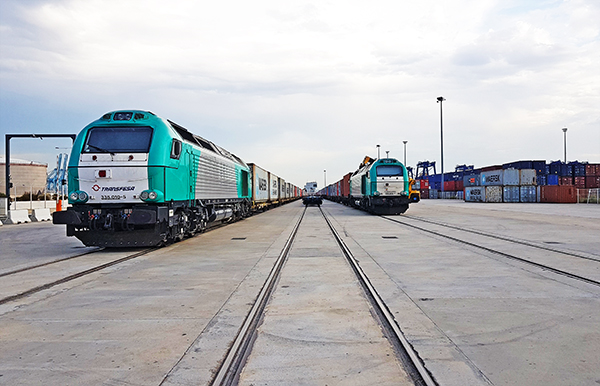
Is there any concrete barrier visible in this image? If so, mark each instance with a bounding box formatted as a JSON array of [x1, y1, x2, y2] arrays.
[[32, 208, 52, 222], [5, 210, 31, 224], [0, 218, 3, 226]]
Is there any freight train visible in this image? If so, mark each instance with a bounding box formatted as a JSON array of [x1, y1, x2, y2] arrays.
[[320, 156, 419, 214], [53, 110, 301, 247]]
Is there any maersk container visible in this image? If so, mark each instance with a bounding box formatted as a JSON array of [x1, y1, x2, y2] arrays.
[[465, 186, 486, 202], [520, 186, 537, 202], [503, 168, 520, 186], [519, 169, 537, 186], [481, 170, 503, 186], [485, 186, 503, 202], [463, 174, 481, 187], [503, 186, 520, 203], [248, 163, 269, 203]]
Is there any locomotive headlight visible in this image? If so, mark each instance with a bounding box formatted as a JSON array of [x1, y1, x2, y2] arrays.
[[69, 191, 89, 203], [140, 190, 163, 202]]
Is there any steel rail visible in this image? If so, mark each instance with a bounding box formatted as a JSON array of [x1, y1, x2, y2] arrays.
[[210, 206, 306, 386], [382, 216, 600, 288], [319, 207, 438, 386], [404, 214, 600, 262], [0, 248, 103, 278], [0, 248, 154, 305]]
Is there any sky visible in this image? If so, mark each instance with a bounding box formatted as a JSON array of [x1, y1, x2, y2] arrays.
[[1, 0, 599, 188]]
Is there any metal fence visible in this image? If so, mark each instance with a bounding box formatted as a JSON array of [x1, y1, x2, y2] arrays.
[[577, 188, 599, 204]]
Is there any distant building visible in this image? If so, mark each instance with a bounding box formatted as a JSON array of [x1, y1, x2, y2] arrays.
[[0, 156, 48, 196], [304, 181, 318, 195]]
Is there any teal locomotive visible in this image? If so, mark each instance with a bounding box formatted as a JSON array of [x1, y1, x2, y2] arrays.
[[53, 110, 256, 247], [324, 156, 417, 214]]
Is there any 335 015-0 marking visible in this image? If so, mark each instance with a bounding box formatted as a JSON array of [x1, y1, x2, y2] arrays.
[[101, 195, 126, 200]]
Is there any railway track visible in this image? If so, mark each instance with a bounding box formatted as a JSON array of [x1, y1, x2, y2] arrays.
[[210, 205, 436, 386], [381, 214, 600, 288], [0, 248, 155, 306]]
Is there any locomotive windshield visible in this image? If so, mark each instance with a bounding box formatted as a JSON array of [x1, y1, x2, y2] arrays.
[[83, 127, 153, 153], [376, 165, 403, 176]]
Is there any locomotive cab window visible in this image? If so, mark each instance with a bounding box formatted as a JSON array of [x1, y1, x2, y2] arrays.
[[376, 165, 403, 177], [83, 126, 153, 153], [170, 139, 182, 159]]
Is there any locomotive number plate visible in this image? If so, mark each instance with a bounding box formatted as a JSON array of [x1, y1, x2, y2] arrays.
[[101, 195, 126, 200]]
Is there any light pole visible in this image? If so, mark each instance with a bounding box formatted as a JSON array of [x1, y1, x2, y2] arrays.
[[324, 169, 327, 188], [403, 140, 408, 166], [437, 96, 446, 196], [385, 151, 389, 158], [376, 144, 380, 159], [562, 127, 568, 163]]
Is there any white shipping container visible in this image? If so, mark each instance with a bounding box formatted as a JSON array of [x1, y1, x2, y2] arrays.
[[465, 186, 486, 202], [481, 170, 503, 186], [279, 178, 286, 199], [503, 168, 520, 186], [485, 186, 503, 202], [519, 169, 537, 185], [249, 164, 269, 203], [269, 173, 279, 201]]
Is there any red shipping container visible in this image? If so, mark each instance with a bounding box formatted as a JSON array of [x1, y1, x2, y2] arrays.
[[559, 176, 573, 185], [455, 180, 464, 191], [420, 189, 429, 199], [444, 180, 457, 191], [539, 186, 577, 203], [480, 165, 503, 172], [586, 176, 600, 188], [574, 176, 586, 188], [341, 173, 351, 197], [585, 164, 600, 176], [419, 179, 430, 189]]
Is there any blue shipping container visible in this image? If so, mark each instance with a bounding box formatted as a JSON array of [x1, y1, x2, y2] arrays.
[[547, 174, 559, 185]]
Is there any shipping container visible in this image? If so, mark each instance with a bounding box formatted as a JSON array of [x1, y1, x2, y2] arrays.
[[537, 175, 547, 186], [444, 180, 457, 191], [520, 186, 537, 202], [574, 177, 586, 188], [465, 186, 485, 202], [532, 160, 547, 175], [485, 186, 503, 203], [503, 186, 520, 203], [419, 179, 430, 189], [570, 162, 587, 177], [341, 173, 352, 197], [539, 185, 576, 203], [547, 174, 559, 186], [420, 189, 429, 199], [503, 168, 520, 186], [429, 189, 439, 199], [480, 165, 503, 172], [463, 174, 481, 187], [559, 177, 573, 186], [586, 176, 600, 188], [481, 170, 503, 186], [519, 169, 537, 185], [456, 180, 464, 191], [269, 173, 280, 201], [248, 163, 269, 203], [585, 164, 600, 176]]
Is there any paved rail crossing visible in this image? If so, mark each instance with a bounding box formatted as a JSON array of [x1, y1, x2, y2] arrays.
[[0, 200, 599, 385]]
